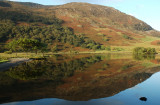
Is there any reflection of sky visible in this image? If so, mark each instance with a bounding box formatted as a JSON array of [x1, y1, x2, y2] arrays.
[[2, 72, 160, 105]]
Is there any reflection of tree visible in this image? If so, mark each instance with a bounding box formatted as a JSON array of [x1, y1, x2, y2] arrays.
[[0, 72, 16, 86], [133, 53, 155, 61], [6, 61, 46, 80], [6, 56, 102, 80]]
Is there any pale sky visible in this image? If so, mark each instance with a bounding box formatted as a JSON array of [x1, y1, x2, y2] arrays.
[[9, 0, 160, 31]]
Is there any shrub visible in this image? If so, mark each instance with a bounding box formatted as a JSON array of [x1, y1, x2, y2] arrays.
[[121, 64, 133, 70], [99, 45, 105, 50], [97, 33, 105, 36], [133, 47, 157, 54], [123, 34, 132, 40], [0, 60, 9, 63], [4, 51, 12, 54], [105, 46, 111, 51], [103, 38, 110, 41], [112, 47, 124, 51]]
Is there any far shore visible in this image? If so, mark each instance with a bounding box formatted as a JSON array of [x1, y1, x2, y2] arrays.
[[0, 51, 160, 71], [0, 50, 160, 58]]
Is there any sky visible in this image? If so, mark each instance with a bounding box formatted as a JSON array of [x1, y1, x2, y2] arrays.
[[9, 0, 160, 31]]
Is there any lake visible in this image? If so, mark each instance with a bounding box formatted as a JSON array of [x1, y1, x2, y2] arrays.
[[1, 53, 160, 105]]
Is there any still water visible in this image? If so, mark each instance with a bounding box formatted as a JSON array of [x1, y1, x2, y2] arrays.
[[1, 54, 160, 105]]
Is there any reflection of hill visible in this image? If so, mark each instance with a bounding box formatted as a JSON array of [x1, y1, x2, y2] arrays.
[[151, 59, 160, 64], [56, 72, 152, 101], [0, 55, 160, 103], [55, 59, 160, 101]]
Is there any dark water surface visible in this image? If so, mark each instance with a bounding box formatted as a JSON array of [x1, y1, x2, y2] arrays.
[[1, 54, 160, 105]]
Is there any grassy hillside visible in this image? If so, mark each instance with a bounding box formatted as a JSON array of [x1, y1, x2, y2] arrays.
[[0, 1, 160, 52]]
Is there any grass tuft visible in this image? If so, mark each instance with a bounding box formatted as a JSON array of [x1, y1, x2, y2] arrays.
[[0, 60, 9, 63]]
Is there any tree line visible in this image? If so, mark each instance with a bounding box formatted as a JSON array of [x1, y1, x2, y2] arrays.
[[6, 38, 46, 54], [0, 19, 104, 52]]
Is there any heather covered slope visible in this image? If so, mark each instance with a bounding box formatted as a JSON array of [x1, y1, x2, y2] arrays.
[[53, 2, 153, 31], [0, 1, 160, 52], [50, 2, 160, 46]]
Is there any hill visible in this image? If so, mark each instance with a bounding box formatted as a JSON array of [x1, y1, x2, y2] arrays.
[[0, 1, 160, 52], [51, 2, 160, 46]]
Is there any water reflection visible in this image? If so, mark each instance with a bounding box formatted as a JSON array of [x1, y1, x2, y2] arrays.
[[0, 54, 160, 105], [133, 53, 155, 60], [6, 55, 102, 80]]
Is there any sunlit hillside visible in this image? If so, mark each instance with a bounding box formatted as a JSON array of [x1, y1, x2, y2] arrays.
[[0, 1, 160, 52]]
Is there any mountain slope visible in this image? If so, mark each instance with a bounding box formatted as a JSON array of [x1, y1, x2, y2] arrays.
[[43, 2, 160, 46], [0, 1, 160, 52], [53, 3, 159, 45], [53, 2, 153, 31]]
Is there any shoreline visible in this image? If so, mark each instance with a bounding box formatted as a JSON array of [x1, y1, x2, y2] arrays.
[[0, 58, 31, 71]]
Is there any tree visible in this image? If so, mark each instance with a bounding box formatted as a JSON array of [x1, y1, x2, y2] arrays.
[[6, 38, 47, 55], [31, 40, 47, 54], [6, 39, 19, 56], [17, 38, 47, 54], [17, 38, 34, 53], [133, 47, 157, 54]]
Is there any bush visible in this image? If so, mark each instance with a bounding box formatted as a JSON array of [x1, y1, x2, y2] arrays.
[[103, 38, 110, 41], [133, 47, 157, 54], [0, 60, 9, 63], [123, 34, 132, 40], [112, 47, 124, 51], [99, 45, 105, 50], [4, 51, 12, 54], [105, 46, 111, 51], [121, 64, 133, 70]]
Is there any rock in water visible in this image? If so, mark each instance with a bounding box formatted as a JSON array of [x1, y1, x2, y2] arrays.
[[139, 97, 147, 101]]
